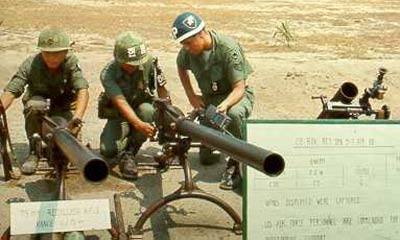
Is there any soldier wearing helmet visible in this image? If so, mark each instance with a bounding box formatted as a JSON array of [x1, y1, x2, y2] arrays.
[[171, 12, 255, 190], [98, 31, 170, 180], [0, 26, 89, 175]]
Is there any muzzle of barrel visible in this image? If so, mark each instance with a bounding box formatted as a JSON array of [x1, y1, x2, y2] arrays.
[[52, 128, 109, 183], [262, 153, 285, 177], [331, 82, 358, 104]]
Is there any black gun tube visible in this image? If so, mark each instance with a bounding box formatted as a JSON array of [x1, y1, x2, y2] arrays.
[[155, 99, 285, 176], [42, 117, 109, 183], [176, 119, 285, 177], [331, 82, 358, 104]]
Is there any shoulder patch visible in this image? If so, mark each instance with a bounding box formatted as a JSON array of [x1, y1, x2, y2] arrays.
[[229, 48, 243, 71], [153, 57, 167, 87], [156, 73, 167, 87]]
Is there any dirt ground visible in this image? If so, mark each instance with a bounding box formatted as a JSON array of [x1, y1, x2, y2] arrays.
[[1, 0, 400, 239]]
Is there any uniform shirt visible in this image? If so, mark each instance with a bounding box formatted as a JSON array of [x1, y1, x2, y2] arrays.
[[100, 56, 166, 108], [177, 30, 254, 102], [5, 52, 88, 109]]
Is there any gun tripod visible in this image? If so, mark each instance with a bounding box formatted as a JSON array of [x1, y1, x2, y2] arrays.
[[113, 137, 242, 240]]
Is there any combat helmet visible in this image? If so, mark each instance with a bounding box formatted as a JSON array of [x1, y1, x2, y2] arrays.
[[113, 32, 149, 66], [37, 26, 72, 52], [171, 12, 205, 42]]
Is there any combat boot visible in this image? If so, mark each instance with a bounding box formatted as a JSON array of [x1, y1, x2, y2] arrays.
[[219, 159, 241, 190], [119, 151, 138, 180], [21, 153, 39, 175]]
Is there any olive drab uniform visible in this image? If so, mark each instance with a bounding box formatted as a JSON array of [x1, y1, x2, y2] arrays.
[[177, 30, 255, 140], [99, 56, 166, 158], [4, 53, 88, 147]]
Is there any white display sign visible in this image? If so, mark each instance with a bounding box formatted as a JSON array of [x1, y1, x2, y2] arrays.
[[10, 199, 111, 235], [245, 121, 400, 240]]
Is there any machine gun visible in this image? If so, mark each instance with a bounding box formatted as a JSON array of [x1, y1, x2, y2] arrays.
[[28, 100, 109, 200], [113, 99, 285, 239], [313, 68, 390, 119]]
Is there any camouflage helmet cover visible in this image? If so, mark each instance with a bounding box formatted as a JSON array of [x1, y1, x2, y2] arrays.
[[113, 31, 149, 66], [37, 26, 72, 52], [171, 12, 205, 42]]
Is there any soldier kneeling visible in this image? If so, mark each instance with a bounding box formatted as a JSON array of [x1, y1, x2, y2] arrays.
[[0, 26, 89, 175], [98, 31, 170, 180]]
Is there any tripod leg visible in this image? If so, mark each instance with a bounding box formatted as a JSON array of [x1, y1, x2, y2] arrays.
[[112, 193, 128, 240], [130, 189, 242, 239]]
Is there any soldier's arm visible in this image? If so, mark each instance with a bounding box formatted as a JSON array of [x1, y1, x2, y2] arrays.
[[68, 54, 89, 120], [1, 56, 32, 110], [216, 80, 245, 113], [0, 92, 16, 110], [111, 95, 155, 137], [73, 88, 89, 120], [101, 62, 154, 137], [217, 46, 249, 112], [177, 67, 204, 108], [178, 67, 193, 97]]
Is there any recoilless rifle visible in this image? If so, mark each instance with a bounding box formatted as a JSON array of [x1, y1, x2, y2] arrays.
[[1, 99, 110, 240], [313, 67, 390, 119], [28, 100, 109, 200], [113, 99, 285, 239]]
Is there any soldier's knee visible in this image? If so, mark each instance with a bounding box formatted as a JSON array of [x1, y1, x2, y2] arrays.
[[226, 106, 246, 139], [100, 141, 118, 159], [227, 106, 244, 124], [100, 146, 118, 159], [136, 103, 155, 122]]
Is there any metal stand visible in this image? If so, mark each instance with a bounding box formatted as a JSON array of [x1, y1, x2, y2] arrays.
[[114, 138, 242, 239]]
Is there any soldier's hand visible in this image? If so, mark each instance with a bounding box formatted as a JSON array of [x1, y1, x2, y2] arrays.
[[216, 102, 229, 113], [67, 117, 82, 136], [189, 94, 204, 109], [134, 121, 155, 138]]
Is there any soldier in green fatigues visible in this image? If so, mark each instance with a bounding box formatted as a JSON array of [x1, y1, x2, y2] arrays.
[[0, 26, 89, 175], [171, 12, 255, 190], [99, 31, 169, 180]]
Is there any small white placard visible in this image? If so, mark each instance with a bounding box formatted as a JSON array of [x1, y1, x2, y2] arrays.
[[10, 199, 111, 235]]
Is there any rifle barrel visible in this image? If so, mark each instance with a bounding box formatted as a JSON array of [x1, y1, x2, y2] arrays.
[[42, 117, 109, 183], [176, 118, 285, 177]]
